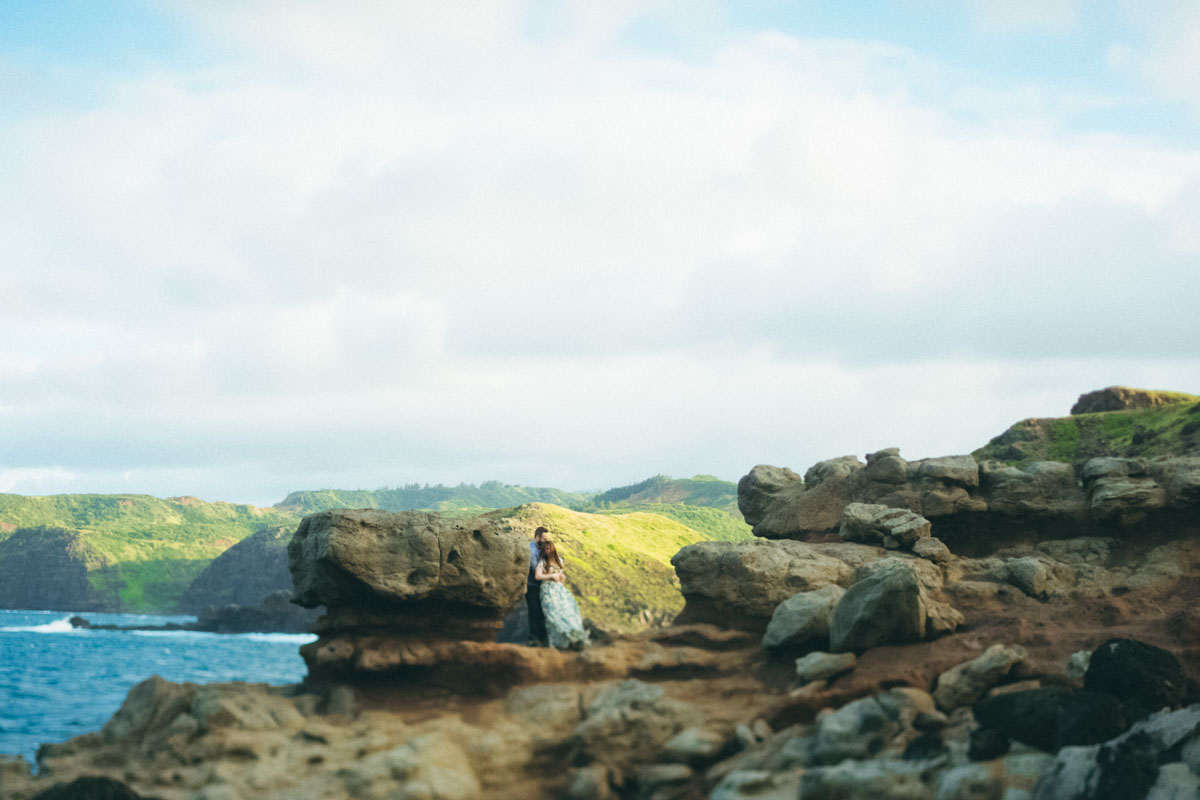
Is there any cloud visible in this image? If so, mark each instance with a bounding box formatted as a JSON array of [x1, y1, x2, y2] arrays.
[[1, 2, 1197, 503]]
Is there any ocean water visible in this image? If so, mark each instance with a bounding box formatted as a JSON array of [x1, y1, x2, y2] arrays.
[[0, 609, 315, 766]]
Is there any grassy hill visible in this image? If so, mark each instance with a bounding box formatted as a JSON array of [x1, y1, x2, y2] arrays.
[[974, 393, 1200, 467], [0, 474, 750, 618], [489, 503, 714, 631], [0, 494, 299, 611], [587, 474, 739, 512], [278, 475, 752, 541]]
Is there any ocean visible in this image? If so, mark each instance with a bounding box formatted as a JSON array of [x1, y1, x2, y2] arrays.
[[0, 609, 314, 766]]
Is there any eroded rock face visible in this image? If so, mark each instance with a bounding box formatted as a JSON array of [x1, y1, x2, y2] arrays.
[[287, 510, 529, 684], [739, 452, 987, 539], [289, 509, 527, 610], [740, 451, 1200, 549]]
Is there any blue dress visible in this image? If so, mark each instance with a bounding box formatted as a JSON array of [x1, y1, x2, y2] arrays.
[[539, 561, 588, 650]]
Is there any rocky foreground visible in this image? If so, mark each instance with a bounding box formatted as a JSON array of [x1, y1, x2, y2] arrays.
[[2, 450, 1200, 799]]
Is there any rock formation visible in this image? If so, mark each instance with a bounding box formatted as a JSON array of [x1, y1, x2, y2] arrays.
[[178, 525, 297, 613], [286, 509, 534, 685], [739, 451, 1200, 550], [0, 527, 107, 611], [1071, 386, 1199, 415]]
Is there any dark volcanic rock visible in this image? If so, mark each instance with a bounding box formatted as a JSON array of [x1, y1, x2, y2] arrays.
[[31, 776, 160, 800], [178, 525, 297, 613], [1084, 637, 1187, 722], [195, 589, 321, 634], [71, 590, 321, 634], [968, 726, 1010, 761], [973, 687, 1126, 752], [0, 527, 107, 611]]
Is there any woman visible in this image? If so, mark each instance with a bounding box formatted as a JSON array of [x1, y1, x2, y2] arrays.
[[535, 537, 588, 650]]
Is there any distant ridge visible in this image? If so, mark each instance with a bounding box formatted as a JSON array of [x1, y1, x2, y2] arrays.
[[275, 482, 592, 515]]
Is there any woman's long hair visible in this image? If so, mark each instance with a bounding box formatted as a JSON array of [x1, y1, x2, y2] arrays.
[[538, 538, 564, 569]]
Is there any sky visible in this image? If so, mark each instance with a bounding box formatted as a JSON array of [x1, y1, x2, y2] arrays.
[[1, 1, 1198, 507]]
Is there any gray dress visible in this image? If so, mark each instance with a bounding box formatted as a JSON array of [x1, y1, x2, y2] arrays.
[[538, 561, 587, 650]]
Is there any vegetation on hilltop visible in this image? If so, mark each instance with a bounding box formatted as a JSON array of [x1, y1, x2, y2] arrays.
[[586, 474, 740, 514], [488, 503, 713, 632], [591, 502, 751, 541], [277, 475, 751, 540], [0, 494, 300, 612], [277, 481, 592, 515], [974, 399, 1200, 468]]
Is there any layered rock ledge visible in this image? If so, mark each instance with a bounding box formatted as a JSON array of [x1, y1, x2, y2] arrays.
[[740, 451, 1200, 548]]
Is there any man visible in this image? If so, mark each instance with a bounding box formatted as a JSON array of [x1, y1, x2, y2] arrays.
[[526, 526, 548, 646]]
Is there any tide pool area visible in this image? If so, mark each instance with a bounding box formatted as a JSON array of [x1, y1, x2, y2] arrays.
[[0, 609, 314, 765]]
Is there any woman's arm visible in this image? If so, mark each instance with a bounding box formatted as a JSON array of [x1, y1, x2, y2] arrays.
[[535, 561, 551, 581]]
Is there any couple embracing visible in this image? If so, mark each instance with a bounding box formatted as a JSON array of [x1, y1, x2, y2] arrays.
[[526, 526, 588, 649]]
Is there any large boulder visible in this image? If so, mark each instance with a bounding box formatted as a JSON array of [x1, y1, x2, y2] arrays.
[[289, 509, 527, 611], [761, 585, 845, 649], [1084, 638, 1187, 722], [672, 539, 857, 630], [828, 559, 924, 652], [287, 510, 531, 684], [973, 687, 1127, 752]]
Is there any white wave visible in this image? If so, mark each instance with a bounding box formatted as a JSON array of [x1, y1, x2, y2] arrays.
[[241, 633, 317, 644], [0, 617, 82, 633], [128, 629, 217, 639]]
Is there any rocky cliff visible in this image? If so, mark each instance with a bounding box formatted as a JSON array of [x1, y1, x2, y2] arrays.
[[177, 525, 296, 613], [0, 527, 109, 611]]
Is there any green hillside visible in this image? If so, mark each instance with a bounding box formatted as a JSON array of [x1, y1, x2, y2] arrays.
[[0, 474, 749, 618], [0, 494, 300, 611], [587, 474, 739, 512], [974, 398, 1200, 467], [278, 475, 751, 540], [277, 481, 592, 515], [592, 502, 751, 541], [489, 503, 715, 631]]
